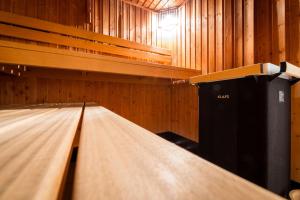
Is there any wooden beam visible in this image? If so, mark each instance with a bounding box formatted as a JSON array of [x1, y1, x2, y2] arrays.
[[0, 40, 200, 79], [190, 63, 280, 84], [122, 0, 159, 13]]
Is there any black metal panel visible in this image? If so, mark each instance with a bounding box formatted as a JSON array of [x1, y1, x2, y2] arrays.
[[198, 76, 291, 196]]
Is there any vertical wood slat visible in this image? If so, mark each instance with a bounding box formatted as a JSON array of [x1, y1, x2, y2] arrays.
[[216, 0, 223, 71], [201, 0, 208, 74], [190, 0, 196, 69], [244, 0, 254, 65], [175, 0, 256, 72], [234, 0, 243, 68], [181, 6, 186, 68], [185, 1, 191, 68], [195, 0, 201, 71], [208, 0, 215, 73], [224, 0, 233, 70]]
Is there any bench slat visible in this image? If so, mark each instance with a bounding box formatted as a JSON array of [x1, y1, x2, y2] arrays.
[[73, 106, 283, 200], [0, 105, 82, 200], [0, 24, 171, 64], [0, 11, 171, 56]]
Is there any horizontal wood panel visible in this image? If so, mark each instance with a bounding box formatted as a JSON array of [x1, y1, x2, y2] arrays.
[[0, 40, 199, 79], [0, 71, 172, 133], [0, 104, 82, 200], [0, 23, 171, 64], [0, 10, 170, 56], [73, 106, 283, 200]]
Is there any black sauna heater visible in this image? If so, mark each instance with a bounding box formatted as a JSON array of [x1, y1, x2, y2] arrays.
[[197, 63, 299, 196]]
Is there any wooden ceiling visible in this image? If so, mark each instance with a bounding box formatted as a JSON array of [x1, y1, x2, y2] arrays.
[[122, 0, 186, 11]]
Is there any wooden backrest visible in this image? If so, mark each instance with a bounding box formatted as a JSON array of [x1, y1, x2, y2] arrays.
[[0, 11, 172, 65], [0, 104, 83, 200]]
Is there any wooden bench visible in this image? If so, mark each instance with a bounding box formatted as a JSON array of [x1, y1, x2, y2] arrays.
[[73, 105, 284, 200], [0, 11, 201, 80], [0, 11, 171, 65], [0, 104, 83, 200]]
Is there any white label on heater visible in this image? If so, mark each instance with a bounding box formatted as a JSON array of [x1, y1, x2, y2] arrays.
[[279, 91, 285, 103]]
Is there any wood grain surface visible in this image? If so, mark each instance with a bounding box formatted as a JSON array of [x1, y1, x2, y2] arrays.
[[73, 106, 284, 200], [0, 104, 82, 200]]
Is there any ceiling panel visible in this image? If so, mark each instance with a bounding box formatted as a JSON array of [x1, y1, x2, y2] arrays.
[[123, 0, 186, 11]]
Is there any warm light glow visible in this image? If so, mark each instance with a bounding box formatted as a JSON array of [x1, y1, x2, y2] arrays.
[[158, 14, 178, 31]]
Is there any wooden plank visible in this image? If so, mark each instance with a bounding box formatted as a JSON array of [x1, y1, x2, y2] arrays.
[[136, 7, 141, 43], [185, 0, 191, 68], [129, 5, 136, 42], [73, 105, 284, 200], [0, 40, 200, 80], [244, 0, 254, 65], [181, 5, 186, 68], [0, 10, 171, 56], [254, 0, 272, 63], [190, 63, 279, 84], [201, 0, 208, 74], [0, 24, 171, 64], [195, 0, 201, 71], [208, 0, 215, 73], [103, 0, 110, 35], [234, 0, 243, 67], [216, 0, 223, 71], [0, 104, 82, 200], [190, 0, 196, 69], [224, 0, 233, 69]]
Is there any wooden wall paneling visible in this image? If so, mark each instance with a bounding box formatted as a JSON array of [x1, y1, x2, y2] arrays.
[[171, 83, 199, 142], [190, 0, 196, 70], [181, 5, 186, 68], [208, 0, 215, 73], [103, 0, 110, 35], [109, 0, 115, 36], [216, 0, 223, 71], [224, 0, 233, 70], [157, 13, 162, 48], [201, 0, 208, 74], [195, 0, 201, 71], [286, 0, 300, 67], [142, 10, 147, 44], [136, 7, 141, 43], [130, 5, 136, 41], [177, 8, 182, 67], [151, 12, 157, 47], [124, 2, 130, 40], [0, 72, 171, 133], [146, 11, 152, 45], [234, 0, 243, 67], [274, 0, 286, 63], [254, 0, 272, 63], [185, 1, 191, 69], [243, 0, 254, 65]]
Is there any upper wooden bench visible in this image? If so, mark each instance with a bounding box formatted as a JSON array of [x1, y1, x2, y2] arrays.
[[0, 104, 82, 200], [0, 11, 200, 79], [73, 105, 284, 200]]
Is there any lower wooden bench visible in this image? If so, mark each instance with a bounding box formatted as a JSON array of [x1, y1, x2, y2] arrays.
[[0, 104, 82, 200], [73, 106, 284, 200]]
